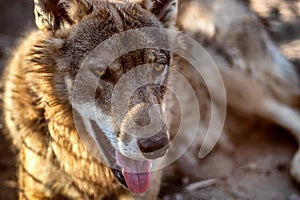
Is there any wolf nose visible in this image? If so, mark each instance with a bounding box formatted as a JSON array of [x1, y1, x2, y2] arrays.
[[137, 129, 169, 159]]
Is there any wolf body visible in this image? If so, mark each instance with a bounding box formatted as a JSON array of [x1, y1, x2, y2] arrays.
[[3, 0, 177, 199]]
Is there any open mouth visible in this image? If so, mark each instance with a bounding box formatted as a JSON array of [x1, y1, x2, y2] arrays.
[[114, 150, 152, 193], [88, 120, 153, 193], [74, 107, 167, 194]]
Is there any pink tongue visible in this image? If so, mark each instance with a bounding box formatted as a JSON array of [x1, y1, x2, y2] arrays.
[[115, 151, 151, 193]]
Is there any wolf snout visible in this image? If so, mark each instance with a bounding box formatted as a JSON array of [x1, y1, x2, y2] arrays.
[[137, 129, 169, 159]]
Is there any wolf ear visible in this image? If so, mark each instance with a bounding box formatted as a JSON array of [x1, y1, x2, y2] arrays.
[[33, 0, 93, 32], [141, 0, 178, 28]]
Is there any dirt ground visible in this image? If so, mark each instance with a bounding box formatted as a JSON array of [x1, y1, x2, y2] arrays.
[[0, 0, 300, 200]]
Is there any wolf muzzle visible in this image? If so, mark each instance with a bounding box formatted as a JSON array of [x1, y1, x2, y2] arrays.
[[137, 126, 169, 159], [121, 103, 169, 159]]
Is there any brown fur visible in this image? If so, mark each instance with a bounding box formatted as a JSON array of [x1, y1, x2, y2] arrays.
[[3, 0, 177, 199], [3, 19, 131, 200]]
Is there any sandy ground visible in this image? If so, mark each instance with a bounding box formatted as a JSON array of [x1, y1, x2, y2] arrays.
[[0, 0, 299, 199]]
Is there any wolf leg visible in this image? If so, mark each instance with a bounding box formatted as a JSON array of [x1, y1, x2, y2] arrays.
[[18, 138, 54, 200], [17, 133, 74, 200], [259, 100, 300, 183]]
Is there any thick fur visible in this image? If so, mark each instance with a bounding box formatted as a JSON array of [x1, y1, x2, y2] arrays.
[[3, 0, 177, 199]]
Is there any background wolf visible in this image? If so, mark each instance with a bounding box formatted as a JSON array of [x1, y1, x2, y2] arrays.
[[170, 0, 300, 183], [165, 0, 300, 196]]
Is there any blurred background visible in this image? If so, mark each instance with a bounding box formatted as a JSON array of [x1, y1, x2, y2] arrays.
[[0, 1, 34, 199], [0, 0, 299, 199]]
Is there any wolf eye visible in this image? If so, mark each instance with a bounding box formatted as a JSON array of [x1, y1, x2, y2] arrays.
[[153, 64, 165, 72], [93, 68, 106, 77]]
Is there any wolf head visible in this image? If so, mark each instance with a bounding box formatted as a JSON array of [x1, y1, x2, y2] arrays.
[[34, 0, 177, 193]]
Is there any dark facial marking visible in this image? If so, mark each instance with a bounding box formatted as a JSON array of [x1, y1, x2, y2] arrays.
[[111, 168, 128, 188]]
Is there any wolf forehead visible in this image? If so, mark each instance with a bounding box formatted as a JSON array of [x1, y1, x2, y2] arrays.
[[59, 3, 170, 71]]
